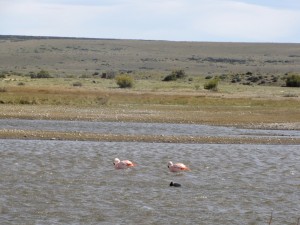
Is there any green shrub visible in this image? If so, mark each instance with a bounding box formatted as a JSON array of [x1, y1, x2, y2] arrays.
[[286, 74, 300, 87], [162, 73, 177, 81], [31, 70, 52, 78], [173, 69, 186, 79], [163, 69, 186, 81], [204, 78, 219, 91], [115, 75, 134, 88]]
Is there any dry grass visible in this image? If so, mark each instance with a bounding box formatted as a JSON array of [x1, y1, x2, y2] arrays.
[[1, 37, 300, 77], [0, 77, 299, 129]]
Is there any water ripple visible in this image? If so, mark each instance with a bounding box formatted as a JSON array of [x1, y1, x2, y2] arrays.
[[0, 140, 299, 224]]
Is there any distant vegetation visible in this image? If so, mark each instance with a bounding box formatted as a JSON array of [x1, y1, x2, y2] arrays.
[[163, 69, 186, 81], [72, 81, 82, 87], [204, 78, 219, 91], [30, 70, 52, 79], [286, 74, 300, 87], [115, 74, 134, 88], [1, 67, 300, 92]]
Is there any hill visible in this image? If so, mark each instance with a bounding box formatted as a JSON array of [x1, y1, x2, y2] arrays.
[[1, 35, 300, 86]]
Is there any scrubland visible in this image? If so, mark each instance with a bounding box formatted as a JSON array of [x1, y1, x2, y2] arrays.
[[0, 36, 300, 143]]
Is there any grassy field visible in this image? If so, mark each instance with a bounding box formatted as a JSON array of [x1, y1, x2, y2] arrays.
[[1, 35, 300, 79], [0, 75, 299, 128], [0, 36, 300, 143]]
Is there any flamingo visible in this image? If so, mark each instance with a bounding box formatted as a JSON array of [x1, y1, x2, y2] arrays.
[[168, 161, 190, 172], [113, 158, 136, 169]]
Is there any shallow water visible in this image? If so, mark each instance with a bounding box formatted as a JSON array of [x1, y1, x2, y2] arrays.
[[0, 139, 299, 225], [1, 119, 300, 138]]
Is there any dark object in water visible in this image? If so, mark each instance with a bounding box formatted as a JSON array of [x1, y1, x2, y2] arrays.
[[170, 181, 181, 187]]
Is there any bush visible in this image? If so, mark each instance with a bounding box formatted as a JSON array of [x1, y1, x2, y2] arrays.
[[204, 78, 219, 91], [286, 74, 300, 87], [31, 70, 52, 78], [115, 75, 134, 88], [163, 69, 186, 81], [173, 69, 186, 79], [162, 73, 177, 81], [72, 82, 82, 87]]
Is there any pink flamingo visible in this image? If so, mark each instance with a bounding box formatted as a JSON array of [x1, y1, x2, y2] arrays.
[[168, 161, 190, 172], [113, 158, 136, 169]]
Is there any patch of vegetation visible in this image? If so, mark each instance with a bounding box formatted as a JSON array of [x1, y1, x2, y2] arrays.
[[115, 74, 134, 88], [31, 70, 52, 78], [19, 97, 39, 105], [205, 75, 213, 79], [204, 78, 219, 91], [219, 74, 228, 80], [246, 75, 261, 83], [162, 69, 186, 81], [72, 82, 82, 87], [231, 74, 242, 83], [229, 72, 284, 86], [202, 57, 248, 64], [0, 70, 23, 77], [286, 74, 300, 87]]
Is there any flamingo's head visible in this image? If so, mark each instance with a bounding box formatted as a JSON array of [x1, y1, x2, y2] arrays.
[[114, 158, 120, 165], [168, 161, 173, 168]]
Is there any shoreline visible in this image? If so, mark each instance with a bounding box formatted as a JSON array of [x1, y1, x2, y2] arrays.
[[1, 129, 300, 145], [1, 123, 300, 145]]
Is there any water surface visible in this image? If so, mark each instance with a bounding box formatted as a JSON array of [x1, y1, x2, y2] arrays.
[[1, 140, 299, 224]]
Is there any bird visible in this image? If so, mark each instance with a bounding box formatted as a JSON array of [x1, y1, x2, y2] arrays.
[[113, 158, 136, 169], [168, 161, 190, 172], [170, 181, 181, 187]]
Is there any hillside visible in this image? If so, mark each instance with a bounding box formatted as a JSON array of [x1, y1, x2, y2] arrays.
[[1, 35, 300, 85]]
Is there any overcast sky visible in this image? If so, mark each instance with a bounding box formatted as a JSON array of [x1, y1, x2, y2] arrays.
[[1, 0, 300, 43]]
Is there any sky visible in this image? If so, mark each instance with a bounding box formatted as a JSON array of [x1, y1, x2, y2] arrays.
[[1, 0, 300, 43]]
